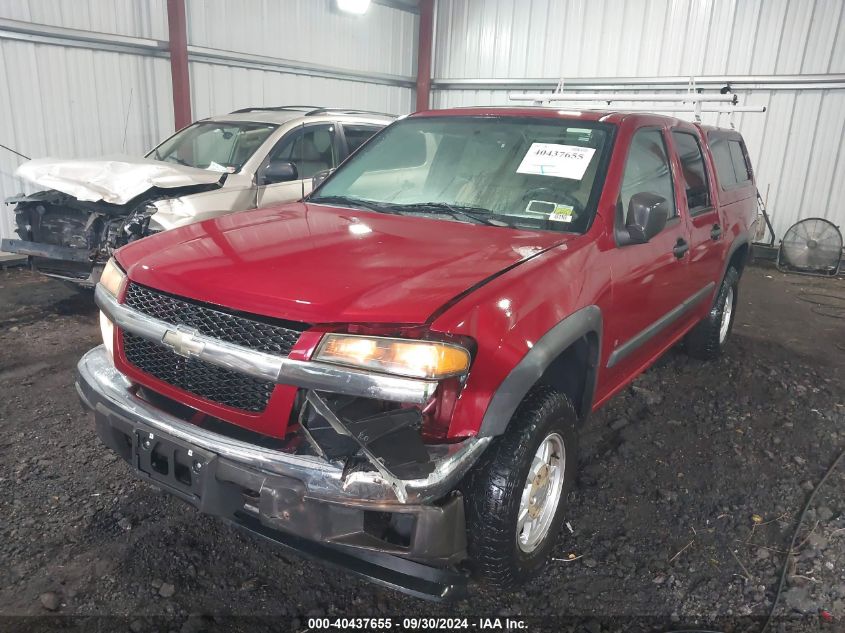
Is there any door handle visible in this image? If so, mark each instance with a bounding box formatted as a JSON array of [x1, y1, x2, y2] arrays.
[[673, 238, 689, 259], [711, 224, 722, 240]]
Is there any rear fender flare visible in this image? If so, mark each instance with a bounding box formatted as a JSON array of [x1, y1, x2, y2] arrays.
[[716, 234, 750, 300], [477, 305, 602, 437]]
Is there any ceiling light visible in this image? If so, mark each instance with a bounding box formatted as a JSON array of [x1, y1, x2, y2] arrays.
[[336, 0, 371, 15]]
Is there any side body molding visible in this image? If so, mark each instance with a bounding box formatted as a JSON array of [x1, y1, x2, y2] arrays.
[[477, 305, 602, 437]]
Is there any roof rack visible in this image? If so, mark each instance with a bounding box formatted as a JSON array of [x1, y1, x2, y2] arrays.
[[509, 78, 768, 126], [229, 106, 395, 118], [229, 105, 322, 114], [304, 108, 395, 118]]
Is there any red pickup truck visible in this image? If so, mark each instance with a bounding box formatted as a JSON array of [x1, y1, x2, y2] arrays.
[[76, 108, 757, 599]]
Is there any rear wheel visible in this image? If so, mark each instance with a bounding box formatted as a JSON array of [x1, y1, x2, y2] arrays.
[[462, 387, 578, 588], [685, 266, 740, 360]]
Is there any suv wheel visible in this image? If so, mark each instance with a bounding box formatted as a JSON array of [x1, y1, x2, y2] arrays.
[[684, 266, 740, 360], [462, 386, 578, 588]]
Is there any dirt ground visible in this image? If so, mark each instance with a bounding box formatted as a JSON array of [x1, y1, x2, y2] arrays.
[[0, 262, 843, 633]]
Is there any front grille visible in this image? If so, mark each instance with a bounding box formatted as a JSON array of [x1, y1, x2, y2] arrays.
[[124, 283, 304, 355], [121, 283, 308, 412], [123, 334, 273, 412]]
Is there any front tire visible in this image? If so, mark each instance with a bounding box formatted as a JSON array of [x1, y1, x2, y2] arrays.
[[684, 266, 740, 360], [462, 387, 578, 588]]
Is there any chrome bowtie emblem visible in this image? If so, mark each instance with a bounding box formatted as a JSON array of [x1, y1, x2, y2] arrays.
[[162, 328, 205, 358]]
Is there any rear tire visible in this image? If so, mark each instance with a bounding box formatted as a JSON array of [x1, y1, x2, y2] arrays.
[[685, 266, 740, 360], [462, 386, 578, 588]]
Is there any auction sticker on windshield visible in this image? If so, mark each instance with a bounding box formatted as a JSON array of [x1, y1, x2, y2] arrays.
[[516, 143, 595, 180]]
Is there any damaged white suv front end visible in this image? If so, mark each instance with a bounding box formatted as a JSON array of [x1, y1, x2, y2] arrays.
[[2, 107, 391, 285]]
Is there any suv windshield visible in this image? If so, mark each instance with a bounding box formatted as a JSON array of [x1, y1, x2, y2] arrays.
[[148, 121, 277, 173], [310, 116, 612, 233]]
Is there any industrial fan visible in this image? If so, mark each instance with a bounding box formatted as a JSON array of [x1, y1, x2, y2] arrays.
[[777, 217, 843, 276]]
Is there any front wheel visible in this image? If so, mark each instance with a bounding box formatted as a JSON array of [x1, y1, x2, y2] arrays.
[[684, 266, 740, 360], [462, 387, 578, 588]]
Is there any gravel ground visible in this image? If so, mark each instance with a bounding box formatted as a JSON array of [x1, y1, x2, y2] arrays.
[[0, 262, 843, 633]]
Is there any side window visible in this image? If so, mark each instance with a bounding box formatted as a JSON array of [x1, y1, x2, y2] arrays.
[[268, 125, 336, 180], [671, 131, 711, 213], [343, 125, 381, 154], [709, 137, 736, 188], [708, 136, 752, 189], [729, 140, 752, 184], [619, 129, 677, 221]]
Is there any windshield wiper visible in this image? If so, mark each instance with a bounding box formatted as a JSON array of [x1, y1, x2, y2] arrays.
[[153, 151, 190, 167], [389, 202, 502, 226], [308, 195, 401, 215]]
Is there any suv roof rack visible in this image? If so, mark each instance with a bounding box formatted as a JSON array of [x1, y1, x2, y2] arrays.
[[229, 105, 321, 114], [229, 106, 395, 118], [304, 108, 395, 118]]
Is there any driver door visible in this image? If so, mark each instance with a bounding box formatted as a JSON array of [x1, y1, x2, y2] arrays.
[[256, 123, 338, 207], [603, 126, 693, 381]]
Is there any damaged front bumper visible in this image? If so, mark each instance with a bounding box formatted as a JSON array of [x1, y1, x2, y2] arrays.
[[3, 190, 155, 285], [76, 346, 489, 599], [3, 170, 224, 284]]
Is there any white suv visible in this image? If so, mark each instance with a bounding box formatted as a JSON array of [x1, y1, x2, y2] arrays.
[[3, 106, 393, 285]]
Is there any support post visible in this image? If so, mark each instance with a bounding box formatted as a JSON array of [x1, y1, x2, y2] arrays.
[[415, 0, 434, 112], [167, 0, 192, 129]]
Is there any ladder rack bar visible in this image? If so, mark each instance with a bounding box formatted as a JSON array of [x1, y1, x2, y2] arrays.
[[509, 92, 736, 103], [566, 104, 766, 113]]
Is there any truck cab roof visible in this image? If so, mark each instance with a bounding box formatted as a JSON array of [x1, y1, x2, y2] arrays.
[[411, 106, 742, 136]]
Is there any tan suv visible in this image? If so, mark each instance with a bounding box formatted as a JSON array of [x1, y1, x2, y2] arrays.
[[2, 106, 393, 285]]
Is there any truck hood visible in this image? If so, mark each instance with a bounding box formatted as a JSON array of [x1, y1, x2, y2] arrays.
[[116, 202, 570, 324], [15, 156, 225, 205]]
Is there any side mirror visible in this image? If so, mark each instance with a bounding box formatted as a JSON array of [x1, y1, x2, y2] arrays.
[[260, 160, 298, 185], [623, 192, 670, 244], [312, 168, 334, 190]]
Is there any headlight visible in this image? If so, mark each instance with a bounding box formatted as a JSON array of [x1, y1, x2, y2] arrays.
[[314, 334, 471, 380], [99, 258, 127, 298], [98, 258, 126, 363], [100, 311, 115, 362]]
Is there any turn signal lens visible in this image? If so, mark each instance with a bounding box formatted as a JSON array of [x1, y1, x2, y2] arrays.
[[99, 311, 115, 362], [315, 334, 471, 380], [99, 258, 127, 298]]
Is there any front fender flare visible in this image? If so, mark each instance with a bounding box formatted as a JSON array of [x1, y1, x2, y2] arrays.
[[477, 305, 602, 437]]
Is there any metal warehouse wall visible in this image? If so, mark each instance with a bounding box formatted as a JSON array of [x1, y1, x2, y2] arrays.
[[0, 0, 173, 255], [432, 0, 845, 241], [186, 0, 416, 118], [0, 0, 417, 255]]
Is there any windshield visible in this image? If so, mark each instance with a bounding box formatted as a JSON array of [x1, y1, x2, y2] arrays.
[[309, 116, 612, 233], [148, 121, 277, 172]]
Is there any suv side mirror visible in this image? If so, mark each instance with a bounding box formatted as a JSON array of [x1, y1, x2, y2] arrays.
[[260, 160, 298, 185], [623, 192, 670, 244], [312, 168, 334, 190]]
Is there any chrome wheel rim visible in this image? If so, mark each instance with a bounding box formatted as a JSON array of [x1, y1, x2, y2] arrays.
[[719, 286, 734, 344], [517, 432, 566, 553]]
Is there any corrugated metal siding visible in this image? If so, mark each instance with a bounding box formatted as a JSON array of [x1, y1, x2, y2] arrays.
[[186, 0, 417, 120], [190, 62, 413, 120], [187, 0, 416, 77], [435, 0, 845, 78], [0, 39, 173, 254], [433, 0, 845, 240], [0, 0, 168, 39]]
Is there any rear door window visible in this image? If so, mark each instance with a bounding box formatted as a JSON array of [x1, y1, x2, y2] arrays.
[[729, 141, 752, 184], [708, 136, 752, 190], [343, 125, 382, 155], [709, 138, 735, 188], [671, 131, 712, 213]]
